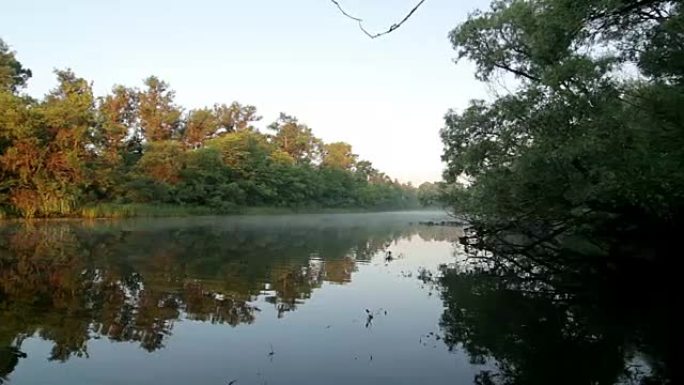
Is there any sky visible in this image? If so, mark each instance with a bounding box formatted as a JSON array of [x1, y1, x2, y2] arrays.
[[1, 0, 492, 185]]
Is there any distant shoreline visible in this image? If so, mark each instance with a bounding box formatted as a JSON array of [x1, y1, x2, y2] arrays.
[[0, 204, 439, 222]]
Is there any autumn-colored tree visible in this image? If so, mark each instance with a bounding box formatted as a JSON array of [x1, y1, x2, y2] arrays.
[[321, 142, 357, 170], [91, 86, 139, 198], [213, 102, 260, 133], [138, 76, 182, 142], [1, 69, 94, 217], [0, 39, 32, 212], [0, 91, 36, 215], [268, 113, 321, 164], [0, 38, 417, 216], [96, 85, 138, 163], [183, 108, 218, 149]]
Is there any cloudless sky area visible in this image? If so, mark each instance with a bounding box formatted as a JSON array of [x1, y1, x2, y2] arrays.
[[1, 0, 492, 184]]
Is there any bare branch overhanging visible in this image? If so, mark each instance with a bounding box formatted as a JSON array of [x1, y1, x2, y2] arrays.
[[330, 0, 427, 39]]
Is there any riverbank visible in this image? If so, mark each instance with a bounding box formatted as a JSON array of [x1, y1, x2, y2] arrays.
[[0, 203, 426, 221]]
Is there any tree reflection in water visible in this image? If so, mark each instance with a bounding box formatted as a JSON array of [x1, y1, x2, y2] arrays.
[[437, 239, 676, 385], [0, 216, 674, 385], [0, 217, 456, 367]]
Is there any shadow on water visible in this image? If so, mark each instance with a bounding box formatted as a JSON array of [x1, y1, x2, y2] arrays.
[[435, 228, 678, 385]]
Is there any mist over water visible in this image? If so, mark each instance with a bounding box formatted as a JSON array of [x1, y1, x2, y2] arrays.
[[0, 212, 669, 384]]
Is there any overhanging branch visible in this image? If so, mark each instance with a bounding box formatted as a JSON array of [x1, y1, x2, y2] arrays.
[[330, 0, 427, 39]]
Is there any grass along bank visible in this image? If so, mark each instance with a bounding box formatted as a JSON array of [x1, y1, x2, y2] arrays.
[[0, 203, 421, 220]]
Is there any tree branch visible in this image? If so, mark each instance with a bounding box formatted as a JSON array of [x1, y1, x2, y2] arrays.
[[493, 62, 541, 82], [330, 0, 427, 39]]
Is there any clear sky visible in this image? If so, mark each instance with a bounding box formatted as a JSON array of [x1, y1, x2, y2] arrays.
[[1, 0, 491, 185]]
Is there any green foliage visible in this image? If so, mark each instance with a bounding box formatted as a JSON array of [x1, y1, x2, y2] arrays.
[[0, 41, 418, 218], [0, 39, 31, 93], [78, 203, 228, 218], [441, 0, 684, 262], [174, 148, 243, 208], [136, 140, 186, 184], [417, 182, 443, 207]]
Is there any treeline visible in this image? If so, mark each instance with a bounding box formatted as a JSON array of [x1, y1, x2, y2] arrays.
[[0, 39, 418, 218]]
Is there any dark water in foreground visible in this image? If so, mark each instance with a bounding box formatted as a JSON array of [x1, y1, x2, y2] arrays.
[[0, 212, 671, 385]]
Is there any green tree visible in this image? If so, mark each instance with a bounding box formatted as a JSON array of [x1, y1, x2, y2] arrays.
[[417, 182, 441, 207], [136, 140, 185, 185], [0, 39, 31, 93], [175, 147, 243, 207], [441, 0, 684, 264], [206, 131, 277, 204], [354, 160, 376, 182]]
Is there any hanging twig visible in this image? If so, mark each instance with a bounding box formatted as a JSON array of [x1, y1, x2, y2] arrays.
[[330, 0, 427, 39]]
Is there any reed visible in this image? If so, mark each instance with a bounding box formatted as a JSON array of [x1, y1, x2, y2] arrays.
[[78, 203, 226, 219]]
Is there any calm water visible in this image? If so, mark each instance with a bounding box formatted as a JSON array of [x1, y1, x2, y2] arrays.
[[0, 212, 670, 385]]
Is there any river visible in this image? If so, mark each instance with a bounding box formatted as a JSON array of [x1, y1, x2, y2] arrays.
[[0, 212, 669, 384]]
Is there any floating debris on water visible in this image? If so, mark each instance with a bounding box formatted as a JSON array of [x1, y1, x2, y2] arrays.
[[418, 220, 466, 227]]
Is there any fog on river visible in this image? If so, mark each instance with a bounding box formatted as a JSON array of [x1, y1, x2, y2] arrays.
[[0, 211, 664, 385]]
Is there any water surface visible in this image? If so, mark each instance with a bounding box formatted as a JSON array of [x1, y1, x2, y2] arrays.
[[0, 212, 669, 384], [0, 212, 478, 385]]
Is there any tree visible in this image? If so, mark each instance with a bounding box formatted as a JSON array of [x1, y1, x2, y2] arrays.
[[268, 113, 321, 164], [321, 142, 357, 170], [417, 182, 441, 207], [1, 69, 94, 217], [213, 102, 260, 133], [138, 76, 182, 142], [183, 108, 218, 149], [90, 85, 139, 199], [440, 0, 684, 265], [0, 91, 35, 215], [0, 39, 31, 93], [354, 160, 376, 182], [206, 131, 277, 204], [175, 147, 243, 207], [136, 140, 185, 185], [96, 86, 137, 161]]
